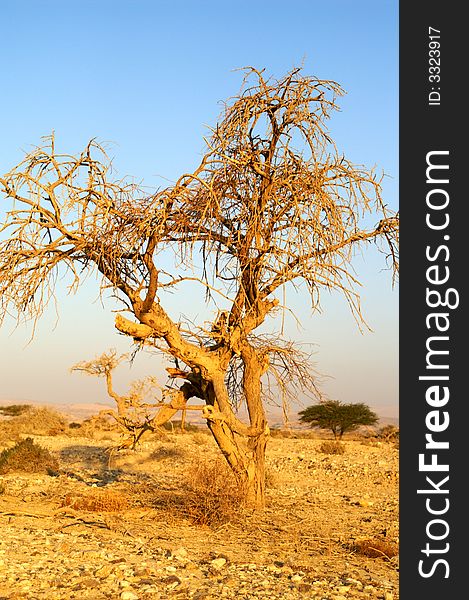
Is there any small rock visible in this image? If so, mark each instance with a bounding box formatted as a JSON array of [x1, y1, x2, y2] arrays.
[[163, 575, 181, 587], [273, 560, 285, 567], [80, 577, 100, 588], [95, 564, 114, 578], [291, 574, 302, 582], [211, 557, 227, 570], [120, 591, 139, 600], [165, 565, 177, 573], [384, 593, 394, 600], [137, 578, 156, 585], [172, 547, 188, 559]]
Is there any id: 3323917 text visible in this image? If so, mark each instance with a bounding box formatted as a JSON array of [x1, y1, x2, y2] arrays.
[[428, 27, 441, 106]]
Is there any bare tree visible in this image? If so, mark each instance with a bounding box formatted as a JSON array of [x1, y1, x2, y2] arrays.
[[71, 349, 162, 448], [0, 67, 398, 507], [70, 349, 203, 447]]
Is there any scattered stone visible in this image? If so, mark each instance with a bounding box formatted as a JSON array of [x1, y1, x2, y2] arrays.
[[95, 564, 114, 578], [79, 577, 100, 588], [172, 547, 188, 559], [0, 436, 398, 599], [210, 557, 227, 570], [120, 591, 139, 600], [163, 574, 182, 589]]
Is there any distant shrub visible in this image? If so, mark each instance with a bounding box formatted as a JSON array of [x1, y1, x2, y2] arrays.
[[269, 427, 316, 439], [379, 425, 400, 442], [61, 489, 129, 512], [161, 420, 200, 433], [269, 428, 295, 439], [0, 404, 32, 417], [0, 406, 67, 438], [77, 413, 119, 438], [68, 422, 82, 429], [318, 440, 345, 455], [0, 437, 59, 474]]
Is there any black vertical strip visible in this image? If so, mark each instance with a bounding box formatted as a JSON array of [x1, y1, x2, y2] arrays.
[[400, 3, 465, 598]]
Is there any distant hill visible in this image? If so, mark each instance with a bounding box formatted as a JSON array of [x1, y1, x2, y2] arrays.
[[0, 398, 398, 428], [0, 398, 114, 421]]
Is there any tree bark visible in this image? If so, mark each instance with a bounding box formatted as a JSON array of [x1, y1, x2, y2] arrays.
[[245, 430, 267, 508], [203, 378, 267, 509], [207, 418, 267, 509]]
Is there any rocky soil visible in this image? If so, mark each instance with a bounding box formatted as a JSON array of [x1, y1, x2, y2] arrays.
[[0, 427, 398, 599]]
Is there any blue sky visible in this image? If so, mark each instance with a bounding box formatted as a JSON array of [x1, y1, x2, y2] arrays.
[[0, 0, 398, 420]]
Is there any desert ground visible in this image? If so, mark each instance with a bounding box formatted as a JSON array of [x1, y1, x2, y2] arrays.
[[0, 407, 399, 600]]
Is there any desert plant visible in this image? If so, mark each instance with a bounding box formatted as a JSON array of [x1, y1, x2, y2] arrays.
[[0, 404, 32, 417], [0, 67, 398, 507], [71, 350, 167, 448], [162, 419, 200, 433], [150, 445, 186, 461], [379, 424, 400, 442], [0, 437, 59, 474], [183, 458, 244, 527], [61, 489, 129, 512], [299, 401, 378, 440], [191, 431, 212, 446], [0, 406, 67, 438], [318, 440, 345, 454]]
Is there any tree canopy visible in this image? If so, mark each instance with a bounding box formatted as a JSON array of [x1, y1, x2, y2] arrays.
[[299, 400, 379, 439]]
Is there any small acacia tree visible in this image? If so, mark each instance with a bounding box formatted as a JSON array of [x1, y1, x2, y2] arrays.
[[71, 349, 163, 448], [0, 67, 398, 507], [299, 400, 379, 439], [71, 349, 195, 446]]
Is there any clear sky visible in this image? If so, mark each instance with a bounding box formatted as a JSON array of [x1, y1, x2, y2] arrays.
[[0, 0, 398, 421]]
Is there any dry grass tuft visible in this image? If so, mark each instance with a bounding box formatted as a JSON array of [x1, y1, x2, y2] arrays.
[[352, 538, 399, 560], [190, 431, 212, 446], [144, 458, 244, 528], [61, 489, 129, 512], [182, 458, 244, 527], [0, 437, 59, 474], [149, 445, 186, 461]]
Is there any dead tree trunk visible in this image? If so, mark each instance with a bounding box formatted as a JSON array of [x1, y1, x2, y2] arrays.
[[206, 417, 267, 509]]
